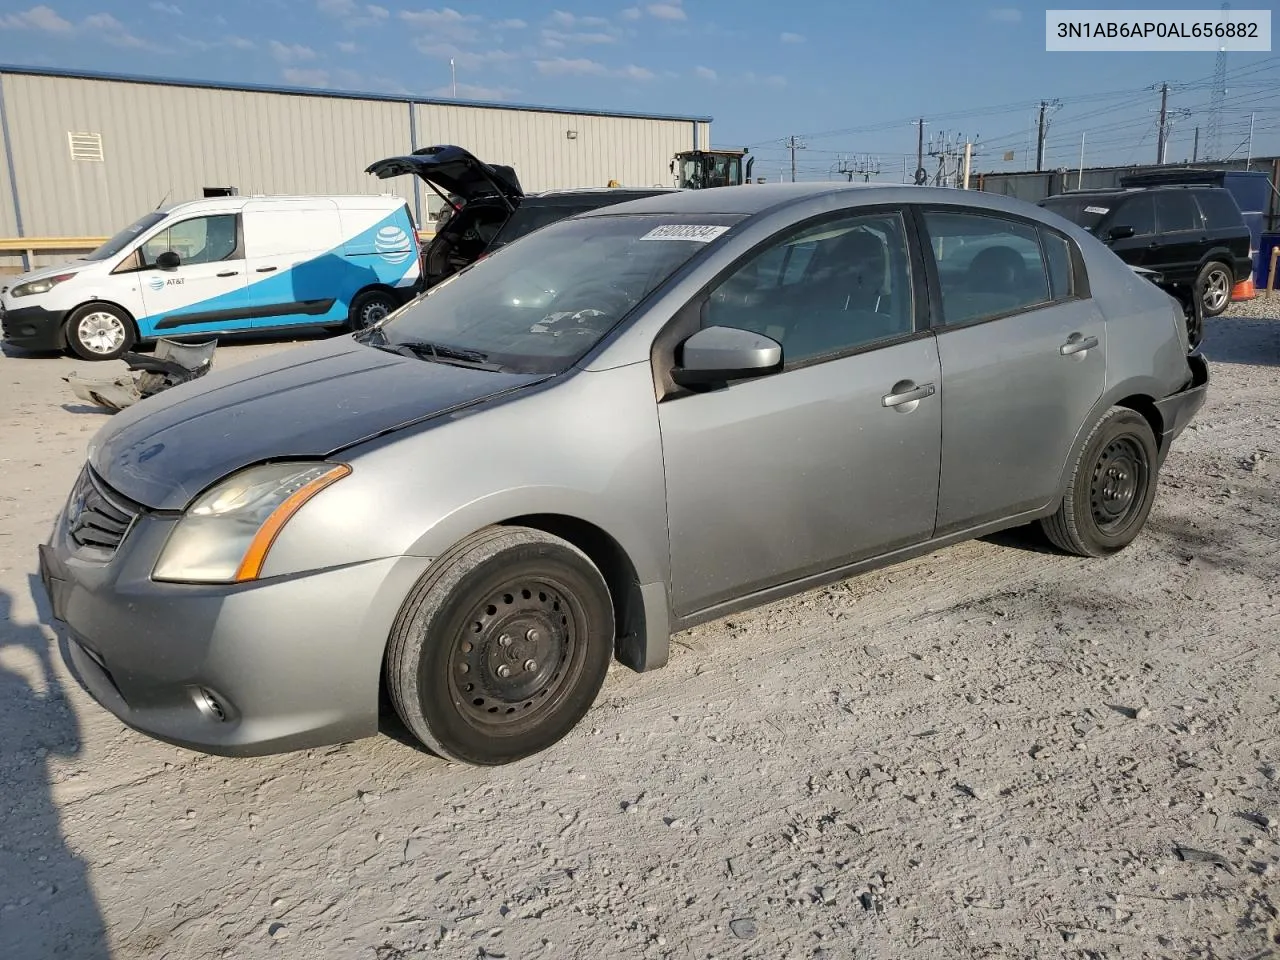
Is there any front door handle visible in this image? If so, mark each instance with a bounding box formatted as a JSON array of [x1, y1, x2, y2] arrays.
[[255, 266, 278, 273], [882, 381, 936, 407], [1060, 333, 1099, 356], [216, 270, 239, 277]]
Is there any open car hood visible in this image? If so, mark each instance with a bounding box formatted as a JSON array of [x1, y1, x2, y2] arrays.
[[366, 145, 523, 204]]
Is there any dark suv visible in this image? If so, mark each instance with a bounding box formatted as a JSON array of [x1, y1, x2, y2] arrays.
[[367, 145, 676, 290], [1038, 185, 1252, 317]]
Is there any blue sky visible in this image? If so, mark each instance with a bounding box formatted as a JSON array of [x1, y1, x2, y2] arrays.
[[1, 1, 1277, 178]]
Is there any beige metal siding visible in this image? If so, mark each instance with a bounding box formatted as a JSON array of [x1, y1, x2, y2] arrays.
[[0, 73, 416, 239], [0, 77, 18, 242], [413, 102, 696, 195]]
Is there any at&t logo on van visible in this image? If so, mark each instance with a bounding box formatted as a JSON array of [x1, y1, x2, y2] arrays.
[[375, 225, 412, 265], [146, 274, 167, 292]]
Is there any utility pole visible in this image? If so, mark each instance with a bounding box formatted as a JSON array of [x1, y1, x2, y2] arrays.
[[450, 58, 457, 97], [962, 141, 973, 189], [784, 135, 806, 182], [1246, 112, 1255, 168], [1035, 101, 1054, 172], [1077, 132, 1086, 189], [913, 118, 927, 184], [1193, 126, 1200, 162], [1156, 82, 1169, 164]]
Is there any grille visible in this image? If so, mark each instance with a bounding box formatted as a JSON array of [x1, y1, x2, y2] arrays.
[[66, 467, 141, 554]]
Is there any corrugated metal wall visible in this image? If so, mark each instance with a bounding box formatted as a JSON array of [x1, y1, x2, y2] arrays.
[[0, 74, 20, 240], [0, 70, 705, 272], [412, 103, 696, 193]]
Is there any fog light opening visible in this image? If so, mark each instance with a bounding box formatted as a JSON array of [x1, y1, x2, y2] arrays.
[[191, 686, 228, 722]]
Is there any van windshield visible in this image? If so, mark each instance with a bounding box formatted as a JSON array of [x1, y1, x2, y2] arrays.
[[81, 211, 168, 261], [366, 213, 742, 375]]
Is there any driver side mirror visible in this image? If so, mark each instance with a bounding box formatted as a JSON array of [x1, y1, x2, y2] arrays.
[[155, 250, 181, 270], [1106, 225, 1135, 241], [671, 325, 782, 388]]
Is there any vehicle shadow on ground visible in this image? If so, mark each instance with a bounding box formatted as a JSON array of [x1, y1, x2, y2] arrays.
[[0, 582, 111, 959], [1201, 315, 1280, 368], [979, 522, 1063, 556]]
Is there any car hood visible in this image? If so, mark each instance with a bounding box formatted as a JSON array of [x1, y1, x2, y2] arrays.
[[88, 335, 549, 510], [366, 145, 523, 204], [3, 260, 88, 290]]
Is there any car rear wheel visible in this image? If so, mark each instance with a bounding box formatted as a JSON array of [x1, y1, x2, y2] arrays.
[[65, 303, 136, 361], [1196, 260, 1233, 318], [385, 526, 614, 765], [348, 289, 398, 331], [1040, 407, 1159, 558]]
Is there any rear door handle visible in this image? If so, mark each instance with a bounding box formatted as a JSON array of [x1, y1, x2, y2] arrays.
[[255, 266, 278, 273], [1060, 334, 1099, 356], [216, 270, 239, 277], [882, 382, 935, 407]]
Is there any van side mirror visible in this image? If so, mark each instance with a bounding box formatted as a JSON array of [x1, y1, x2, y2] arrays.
[[156, 251, 181, 270], [671, 325, 782, 388], [1107, 225, 1135, 241]]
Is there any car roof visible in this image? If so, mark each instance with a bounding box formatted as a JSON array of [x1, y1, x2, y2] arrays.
[[1049, 184, 1228, 200], [520, 187, 678, 205]]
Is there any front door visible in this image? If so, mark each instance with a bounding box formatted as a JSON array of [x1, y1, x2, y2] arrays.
[[917, 208, 1107, 535], [658, 208, 943, 618], [136, 213, 248, 336]]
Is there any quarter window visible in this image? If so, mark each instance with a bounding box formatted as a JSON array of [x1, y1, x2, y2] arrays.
[[922, 211, 1051, 326], [1040, 228, 1074, 299], [703, 211, 914, 364], [141, 215, 239, 266], [1154, 191, 1204, 233]]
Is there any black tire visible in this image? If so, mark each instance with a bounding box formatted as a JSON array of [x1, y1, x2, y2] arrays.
[[1196, 260, 1232, 318], [385, 526, 614, 765], [348, 289, 398, 331], [1040, 407, 1160, 558], [65, 303, 136, 361]]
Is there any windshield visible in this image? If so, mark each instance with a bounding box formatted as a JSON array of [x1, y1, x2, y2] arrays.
[[677, 154, 741, 189], [370, 213, 742, 374], [1038, 196, 1115, 233], [81, 211, 168, 261]]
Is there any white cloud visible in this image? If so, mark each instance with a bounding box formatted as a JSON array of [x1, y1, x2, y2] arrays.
[[988, 7, 1021, 21], [431, 82, 514, 100], [743, 71, 786, 88], [0, 5, 73, 32], [400, 6, 479, 26], [542, 27, 618, 44], [415, 40, 519, 67], [226, 35, 254, 49], [535, 56, 608, 76], [317, 0, 357, 14], [336, 39, 360, 52], [148, 1, 182, 14], [83, 12, 150, 48], [694, 65, 716, 81], [646, 2, 685, 20], [495, 17, 526, 28], [270, 40, 318, 62], [621, 6, 641, 19], [179, 33, 254, 50], [366, 5, 389, 19], [780, 31, 803, 43], [282, 68, 331, 87], [619, 64, 653, 80]]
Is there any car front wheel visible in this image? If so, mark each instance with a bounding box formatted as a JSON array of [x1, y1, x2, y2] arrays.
[[65, 303, 136, 361], [385, 526, 614, 765], [1040, 407, 1160, 557], [348, 289, 398, 331]]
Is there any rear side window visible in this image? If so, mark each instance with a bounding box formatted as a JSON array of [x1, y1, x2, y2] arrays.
[[1040, 228, 1074, 299], [1155, 191, 1204, 233], [1193, 189, 1243, 228], [922, 211, 1051, 326]]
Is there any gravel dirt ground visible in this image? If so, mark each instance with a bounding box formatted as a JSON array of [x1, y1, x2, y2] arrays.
[[1, 304, 1278, 960]]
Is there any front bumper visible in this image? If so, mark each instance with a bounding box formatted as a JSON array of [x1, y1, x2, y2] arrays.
[[37, 502, 432, 757], [1154, 352, 1209, 463], [0, 302, 67, 351]]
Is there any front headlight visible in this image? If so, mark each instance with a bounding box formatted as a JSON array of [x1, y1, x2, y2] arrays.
[[12, 273, 76, 297], [153, 462, 351, 584]]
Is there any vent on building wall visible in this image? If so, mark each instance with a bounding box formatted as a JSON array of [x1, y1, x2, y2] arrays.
[[68, 132, 104, 162]]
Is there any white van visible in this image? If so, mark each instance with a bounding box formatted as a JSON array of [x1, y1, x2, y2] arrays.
[[0, 194, 421, 360]]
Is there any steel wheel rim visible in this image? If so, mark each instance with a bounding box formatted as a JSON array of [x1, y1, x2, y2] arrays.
[[358, 300, 390, 328], [448, 578, 583, 732], [77, 312, 126, 355], [1090, 436, 1148, 535], [1202, 269, 1229, 313]]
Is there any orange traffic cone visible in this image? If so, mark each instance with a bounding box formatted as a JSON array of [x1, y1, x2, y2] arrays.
[[1231, 276, 1257, 301]]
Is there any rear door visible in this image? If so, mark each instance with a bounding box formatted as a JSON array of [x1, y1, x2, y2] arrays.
[[1151, 190, 1207, 284], [135, 212, 249, 336], [919, 207, 1106, 535], [241, 200, 348, 328]]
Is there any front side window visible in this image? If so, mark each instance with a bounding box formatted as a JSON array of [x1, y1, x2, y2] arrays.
[[703, 211, 915, 365], [141, 214, 239, 266], [1114, 194, 1157, 237], [374, 213, 738, 374], [1154, 191, 1204, 233], [923, 210, 1051, 326]]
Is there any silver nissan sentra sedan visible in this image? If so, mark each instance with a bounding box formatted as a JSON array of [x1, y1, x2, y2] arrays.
[[38, 183, 1208, 766]]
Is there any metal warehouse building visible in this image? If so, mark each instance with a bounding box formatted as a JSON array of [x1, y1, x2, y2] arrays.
[[0, 65, 712, 271]]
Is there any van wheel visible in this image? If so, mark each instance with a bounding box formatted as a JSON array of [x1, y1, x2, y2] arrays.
[[1196, 261, 1232, 318], [1040, 408, 1159, 558], [385, 526, 614, 766], [66, 304, 136, 361], [348, 290, 397, 331]]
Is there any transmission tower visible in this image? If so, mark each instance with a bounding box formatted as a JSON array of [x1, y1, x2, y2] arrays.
[[1206, 1, 1229, 159]]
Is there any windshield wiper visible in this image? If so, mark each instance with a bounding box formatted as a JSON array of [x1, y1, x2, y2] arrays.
[[391, 339, 504, 371]]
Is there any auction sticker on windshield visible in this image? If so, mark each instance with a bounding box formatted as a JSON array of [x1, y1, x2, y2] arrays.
[[639, 225, 730, 242], [1084, 206, 1110, 215]]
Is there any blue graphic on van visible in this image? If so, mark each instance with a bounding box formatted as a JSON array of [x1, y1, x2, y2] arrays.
[[134, 206, 420, 338], [146, 274, 167, 292]]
